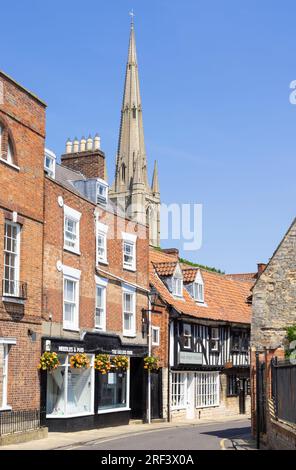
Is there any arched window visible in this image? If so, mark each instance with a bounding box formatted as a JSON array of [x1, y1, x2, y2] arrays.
[[0, 121, 16, 166]]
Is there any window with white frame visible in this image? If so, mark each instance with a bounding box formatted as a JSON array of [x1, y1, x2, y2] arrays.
[[63, 266, 81, 331], [96, 179, 108, 205], [210, 327, 220, 352], [96, 222, 108, 264], [171, 372, 186, 409], [122, 285, 136, 336], [122, 232, 137, 271], [64, 205, 81, 254], [195, 371, 219, 408], [3, 221, 20, 297], [97, 361, 129, 413], [95, 276, 107, 330], [172, 264, 183, 297], [151, 326, 160, 346], [193, 270, 204, 302], [44, 148, 56, 178], [182, 323, 192, 349], [46, 353, 94, 417]]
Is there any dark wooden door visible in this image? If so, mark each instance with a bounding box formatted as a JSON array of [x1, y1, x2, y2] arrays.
[[129, 357, 145, 419], [239, 378, 246, 414], [151, 369, 162, 419]]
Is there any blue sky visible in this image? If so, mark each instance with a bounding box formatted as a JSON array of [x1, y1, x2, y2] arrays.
[[2, 0, 296, 273]]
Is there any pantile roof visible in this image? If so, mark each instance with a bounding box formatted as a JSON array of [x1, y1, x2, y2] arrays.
[[149, 247, 254, 325]]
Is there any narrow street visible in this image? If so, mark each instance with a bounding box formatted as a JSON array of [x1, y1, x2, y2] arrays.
[[66, 419, 251, 451]]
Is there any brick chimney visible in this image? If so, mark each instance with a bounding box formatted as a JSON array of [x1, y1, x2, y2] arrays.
[[61, 134, 106, 180], [257, 263, 267, 276], [162, 248, 179, 260]]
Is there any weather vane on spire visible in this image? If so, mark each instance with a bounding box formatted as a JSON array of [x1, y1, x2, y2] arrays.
[[129, 9, 135, 25]]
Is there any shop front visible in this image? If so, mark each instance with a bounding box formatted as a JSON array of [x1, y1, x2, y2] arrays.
[[40, 332, 148, 431]]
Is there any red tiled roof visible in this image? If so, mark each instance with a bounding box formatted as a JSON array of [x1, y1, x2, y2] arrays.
[[153, 261, 177, 277], [224, 273, 257, 282], [182, 268, 198, 283], [149, 247, 253, 325]]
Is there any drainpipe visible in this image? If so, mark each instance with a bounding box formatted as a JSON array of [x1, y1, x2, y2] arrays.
[[256, 351, 260, 450], [167, 315, 172, 422], [147, 296, 152, 424]]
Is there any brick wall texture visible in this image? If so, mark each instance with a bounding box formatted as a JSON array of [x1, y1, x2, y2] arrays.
[[0, 72, 46, 410]]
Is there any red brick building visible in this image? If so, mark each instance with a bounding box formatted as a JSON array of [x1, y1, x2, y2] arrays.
[[41, 139, 150, 431], [0, 72, 46, 413]]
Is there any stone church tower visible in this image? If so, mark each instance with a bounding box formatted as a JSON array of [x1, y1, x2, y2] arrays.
[[109, 18, 160, 247]]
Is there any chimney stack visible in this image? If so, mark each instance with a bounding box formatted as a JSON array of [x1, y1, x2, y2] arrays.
[[162, 248, 179, 259], [257, 263, 267, 276], [61, 133, 106, 180]]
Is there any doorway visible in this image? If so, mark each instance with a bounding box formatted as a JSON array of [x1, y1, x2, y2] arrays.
[[150, 369, 162, 419], [186, 373, 195, 420], [129, 357, 145, 419]]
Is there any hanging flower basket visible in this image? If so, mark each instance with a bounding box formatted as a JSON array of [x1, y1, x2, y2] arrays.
[[94, 354, 112, 374], [111, 355, 129, 371], [69, 353, 90, 369], [38, 352, 60, 372], [144, 356, 159, 371]]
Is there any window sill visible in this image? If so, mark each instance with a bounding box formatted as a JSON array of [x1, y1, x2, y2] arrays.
[[123, 332, 137, 338], [46, 411, 93, 419], [123, 266, 136, 272], [2, 296, 25, 305], [63, 327, 80, 333], [97, 260, 109, 266], [152, 342, 160, 347], [0, 406, 12, 411], [63, 247, 81, 256], [97, 407, 131, 415], [93, 327, 106, 332], [0, 157, 20, 171], [171, 406, 186, 411]]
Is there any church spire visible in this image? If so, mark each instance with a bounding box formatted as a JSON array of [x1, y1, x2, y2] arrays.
[[109, 15, 161, 247], [113, 15, 148, 193]]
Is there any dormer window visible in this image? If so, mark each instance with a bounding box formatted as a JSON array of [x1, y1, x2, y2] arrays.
[[97, 179, 108, 205], [193, 270, 204, 303], [44, 148, 56, 179], [172, 264, 183, 297]]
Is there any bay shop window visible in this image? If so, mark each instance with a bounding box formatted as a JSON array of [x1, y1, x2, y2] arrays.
[[46, 354, 94, 417], [46, 354, 130, 417], [171, 371, 220, 410]]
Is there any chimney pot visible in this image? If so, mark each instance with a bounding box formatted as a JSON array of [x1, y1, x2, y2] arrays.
[[80, 136, 86, 152], [86, 135, 93, 151], [66, 139, 72, 154], [94, 133, 101, 150], [73, 137, 79, 153]]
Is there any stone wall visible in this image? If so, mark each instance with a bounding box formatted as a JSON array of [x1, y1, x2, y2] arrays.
[[251, 218, 296, 350]]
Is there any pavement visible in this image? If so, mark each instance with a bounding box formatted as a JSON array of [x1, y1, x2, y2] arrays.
[[0, 415, 253, 451]]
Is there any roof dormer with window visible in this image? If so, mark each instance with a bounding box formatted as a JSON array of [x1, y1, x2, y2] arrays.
[[183, 268, 206, 305], [171, 264, 183, 298], [44, 148, 56, 179]]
